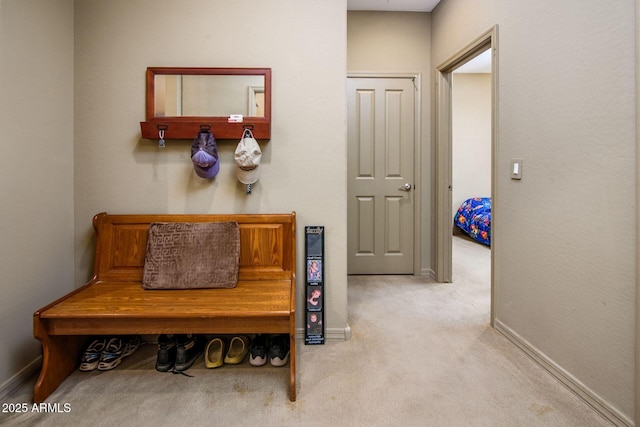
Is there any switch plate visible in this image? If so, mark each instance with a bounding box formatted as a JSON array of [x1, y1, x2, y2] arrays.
[[511, 159, 523, 180]]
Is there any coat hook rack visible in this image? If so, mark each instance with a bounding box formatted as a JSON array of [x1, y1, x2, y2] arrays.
[[140, 67, 271, 140]]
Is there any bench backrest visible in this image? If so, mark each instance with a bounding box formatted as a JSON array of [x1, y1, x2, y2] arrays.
[[91, 212, 296, 283]]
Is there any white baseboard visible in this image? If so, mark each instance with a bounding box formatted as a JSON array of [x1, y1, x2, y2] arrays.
[[494, 319, 633, 427], [419, 268, 435, 279], [0, 356, 41, 402], [326, 325, 351, 341], [295, 325, 351, 341]]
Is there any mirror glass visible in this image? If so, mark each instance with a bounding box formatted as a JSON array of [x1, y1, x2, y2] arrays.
[[154, 74, 265, 117]]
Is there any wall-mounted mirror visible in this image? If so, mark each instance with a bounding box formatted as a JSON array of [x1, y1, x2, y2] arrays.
[[140, 67, 271, 140], [154, 75, 265, 117]]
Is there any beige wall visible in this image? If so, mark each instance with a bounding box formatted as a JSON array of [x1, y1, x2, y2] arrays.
[[452, 73, 492, 212], [73, 0, 349, 339], [0, 0, 75, 393], [347, 11, 433, 275], [433, 0, 636, 423]]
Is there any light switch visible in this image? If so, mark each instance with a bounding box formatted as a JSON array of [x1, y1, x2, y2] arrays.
[[511, 159, 522, 180]]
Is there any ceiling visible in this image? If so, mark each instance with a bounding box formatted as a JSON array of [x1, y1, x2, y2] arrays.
[[347, 0, 441, 12], [453, 49, 492, 73]]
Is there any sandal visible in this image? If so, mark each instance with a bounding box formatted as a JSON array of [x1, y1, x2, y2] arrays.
[[204, 337, 226, 368], [224, 336, 249, 364]]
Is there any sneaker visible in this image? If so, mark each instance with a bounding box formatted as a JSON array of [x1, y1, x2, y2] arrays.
[[97, 337, 125, 371], [123, 335, 141, 358], [156, 334, 177, 372], [174, 334, 203, 372], [79, 338, 107, 371], [268, 334, 290, 367], [249, 335, 267, 367]]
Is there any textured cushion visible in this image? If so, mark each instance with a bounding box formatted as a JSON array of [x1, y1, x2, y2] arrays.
[[142, 222, 240, 289]]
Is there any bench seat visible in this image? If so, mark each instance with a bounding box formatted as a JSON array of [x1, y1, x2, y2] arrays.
[[39, 280, 292, 334]]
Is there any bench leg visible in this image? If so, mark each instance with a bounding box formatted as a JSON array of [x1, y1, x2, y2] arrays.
[[33, 331, 85, 403], [289, 333, 296, 401]]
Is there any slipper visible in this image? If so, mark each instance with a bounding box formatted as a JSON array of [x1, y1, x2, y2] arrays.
[[204, 338, 225, 369], [224, 336, 249, 364]]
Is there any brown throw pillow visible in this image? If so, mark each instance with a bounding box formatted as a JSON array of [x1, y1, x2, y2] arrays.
[[142, 222, 240, 289]]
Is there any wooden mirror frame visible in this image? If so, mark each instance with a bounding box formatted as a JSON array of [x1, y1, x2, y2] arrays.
[[140, 67, 271, 140]]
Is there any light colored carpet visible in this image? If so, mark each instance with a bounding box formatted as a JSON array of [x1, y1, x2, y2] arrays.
[[3, 237, 610, 426]]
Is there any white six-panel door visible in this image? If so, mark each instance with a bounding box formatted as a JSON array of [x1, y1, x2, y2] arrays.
[[347, 77, 415, 274]]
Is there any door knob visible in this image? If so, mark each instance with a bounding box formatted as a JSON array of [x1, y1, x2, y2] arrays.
[[399, 183, 412, 191]]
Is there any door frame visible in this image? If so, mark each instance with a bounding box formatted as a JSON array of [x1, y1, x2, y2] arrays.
[[347, 72, 422, 275], [435, 26, 498, 325], [635, 1, 640, 425]]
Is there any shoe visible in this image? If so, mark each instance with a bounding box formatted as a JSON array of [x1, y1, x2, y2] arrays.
[[249, 335, 267, 367], [123, 335, 141, 358], [98, 337, 125, 371], [79, 338, 107, 371], [204, 338, 225, 369], [224, 336, 249, 365], [156, 334, 177, 372], [174, 334, 203, 371], [269, 334, 290, 367]]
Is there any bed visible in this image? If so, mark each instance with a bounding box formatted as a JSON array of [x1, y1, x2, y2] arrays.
[[454, 197, 491, 246]]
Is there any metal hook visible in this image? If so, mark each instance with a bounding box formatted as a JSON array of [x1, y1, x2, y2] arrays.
[[242, 125, 255, 139], [157, 125, 168, 148]]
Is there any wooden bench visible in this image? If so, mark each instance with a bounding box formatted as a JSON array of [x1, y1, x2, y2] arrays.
[[33, 212, 297, 402]]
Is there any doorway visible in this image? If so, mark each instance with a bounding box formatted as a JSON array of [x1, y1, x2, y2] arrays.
[[435, 27, 497, 325], [346, 74, 420, 274]]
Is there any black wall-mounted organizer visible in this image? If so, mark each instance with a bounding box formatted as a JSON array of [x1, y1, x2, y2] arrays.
[[305, 226, 325, 345]]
